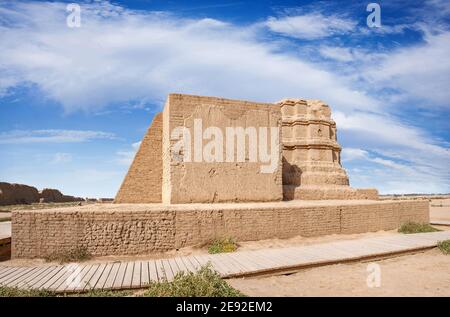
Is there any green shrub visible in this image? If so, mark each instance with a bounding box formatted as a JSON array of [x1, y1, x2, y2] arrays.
[[64, 289, 132, 297], [398, 222, 440, 234], [144, 264, 245, 297], [44, 246, 92, 263], [0, 287, 55, 297], [437, 240, 450, 255], [0, 286, 131, 297], [208, 237, 238, 254]]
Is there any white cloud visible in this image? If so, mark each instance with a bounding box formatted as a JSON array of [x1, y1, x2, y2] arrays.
[[265, 13, 356, 40], [52, 152, 72, 163], [319, 46, 354, 62], [0, 1, 378, 113], [337, 114, 450, 194], [115, 141, 141, 165], [132, 141, 141, 150], [334, 111, 449, 158], [426, 0, 450, 15], [341, 148, 369, 162], [0, 129, 116, 144], [364, 31, 450, 107]]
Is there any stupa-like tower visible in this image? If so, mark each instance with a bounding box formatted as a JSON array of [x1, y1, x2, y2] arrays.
[[280, 99, 377, 200]]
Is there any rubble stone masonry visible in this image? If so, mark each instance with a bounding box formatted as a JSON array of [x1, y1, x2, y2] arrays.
[[12, 200, 429, 258]]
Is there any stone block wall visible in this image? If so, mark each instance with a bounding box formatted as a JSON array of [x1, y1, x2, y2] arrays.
[[12, 200, 429, 258], [115, 113, 163, 203], [162, 94, 283, 204]]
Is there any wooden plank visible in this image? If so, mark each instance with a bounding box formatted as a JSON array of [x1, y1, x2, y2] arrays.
[[185, 256, 202, 271], [162, 259, 174, 281], [40, 266, 70, 290], [155, 260, 167, 281], [0, 267, 29, 285], [33, 266, 64, 290], [371, 236, 423, 248], [221, 253, 253, 273], [59, 264, 89, 292], [178, 256, 197, 273], [140, 261, 150, 287], [85, 263, 107, 290], [71, 264, 98, 291], [16, 266, 50, 289], [191, 255, 211, 268], [255, 249, 308, 266], [228, 252, 266, 271], [278, 247, 328, 264], [95, 263, 115, 290], [376, 236, 433, 248], [22, 266, 56, 289], [0, 267, 23, 285], [63, 265, 91, 292], [73, 264, 97, 291], [202, 255, 231, 275], [112, 262, 127, 290], [174, 257, 191, 274], [227, 252, 263, 271], [167, 258, 181, 278], [214, 253, 247, 274], [158, 259, 173, 282], [121, 262, 134, 289], [0, 267, 14, 279], [148, 260, 159, 282], [0, 266, 9, 275], [79, 265, 101, 291], [131, 261, 141, 288], [48, 264, 84, 292], [3, 267, 37, 287], [102, 262, 121, 290], [241, 251, 280, 269], [11, 266, 46, 288], [299, 244, 349, 261]]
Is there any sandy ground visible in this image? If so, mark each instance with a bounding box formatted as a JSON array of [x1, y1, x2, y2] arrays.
[[228, 248, 450, 296], [430, 199, 450, 221]]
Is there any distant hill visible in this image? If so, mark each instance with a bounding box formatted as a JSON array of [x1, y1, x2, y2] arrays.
[[0, 182, 83, 206]]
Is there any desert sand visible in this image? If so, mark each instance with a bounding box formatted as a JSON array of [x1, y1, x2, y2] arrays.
[[228, 248, 450, 296]]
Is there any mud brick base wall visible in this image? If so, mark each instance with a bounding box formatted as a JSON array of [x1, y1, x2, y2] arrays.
[[12, 200, 429, 258]]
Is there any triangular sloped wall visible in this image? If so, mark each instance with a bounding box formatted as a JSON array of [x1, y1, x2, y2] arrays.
[[115, 112, 163, 203]]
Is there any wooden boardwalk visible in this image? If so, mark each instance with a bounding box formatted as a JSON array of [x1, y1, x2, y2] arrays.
[[430, 220, 450, 226], [0, 231, 449, 293]]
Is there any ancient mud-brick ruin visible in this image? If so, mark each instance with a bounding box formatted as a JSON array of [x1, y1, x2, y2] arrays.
[[116, 94, 377, 203], [11, 94, 429, 258], [280, 99, 377, 200]]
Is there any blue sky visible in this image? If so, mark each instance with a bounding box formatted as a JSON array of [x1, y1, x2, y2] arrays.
[[0, 0, 449, 197]]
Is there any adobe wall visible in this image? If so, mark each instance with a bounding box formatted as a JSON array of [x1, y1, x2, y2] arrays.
[[162, 94, 283, 204], [12, 200, 429, 258], [115, 113, 163, 203], [280, 99, 378, 200]]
